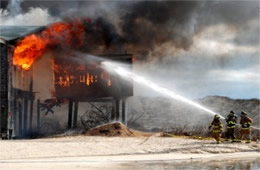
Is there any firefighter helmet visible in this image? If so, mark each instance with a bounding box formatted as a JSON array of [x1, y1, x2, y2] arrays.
[[214, 114, 221, 119], [241, 111, 247, 116]]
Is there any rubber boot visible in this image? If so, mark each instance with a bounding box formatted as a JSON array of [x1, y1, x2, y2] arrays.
[[236, 139, 241, 143], [246, 140, 251, 143]]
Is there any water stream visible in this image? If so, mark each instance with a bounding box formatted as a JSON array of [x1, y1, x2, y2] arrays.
[[102, 61, 260, 130], [102, 61, 222, 118]]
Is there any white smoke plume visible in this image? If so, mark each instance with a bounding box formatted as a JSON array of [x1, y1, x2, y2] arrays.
[[0, 0, 58, 26], [7, 0, 22, 16]]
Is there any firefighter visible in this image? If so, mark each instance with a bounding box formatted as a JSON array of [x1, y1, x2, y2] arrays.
[[239, 111, 253, 143], [225, 111, 237, 142], [209, 114, 223, 144]]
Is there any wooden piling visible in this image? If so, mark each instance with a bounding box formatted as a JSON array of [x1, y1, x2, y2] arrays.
[[18, 100, 22, 136], [23, 99, 28, 134], [68, 101, 73, 129], [73, 102, 78, 128], [37, 99, 40, 132]]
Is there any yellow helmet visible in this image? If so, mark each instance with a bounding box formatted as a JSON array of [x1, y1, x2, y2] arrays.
[[241, 111, 247, 116], [214, 114, 220, 119]]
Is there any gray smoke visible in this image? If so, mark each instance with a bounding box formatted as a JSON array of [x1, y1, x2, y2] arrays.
[[2, 1, 258, 58], [2, 1, 204, 59], [0, 0, 58, 26], [83, 1, 203, 59], [119, 1, 200, 57], [7, 0, 23, 16], [1, 0, 259, 99]]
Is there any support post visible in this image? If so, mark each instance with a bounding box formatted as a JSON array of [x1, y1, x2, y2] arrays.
[[73, 102, 78, 128], [0, 43, 8, 139], [111, 99, 116, 121], [18, 100, 22, 136], [122, 98, 127, 125], [29, 98, 34, 133], [29, 77, 33, 133], [13, 98, 17, 137], [115, 99, 120, 121], [37, 99, 40, 132], [23, 99, 28, 135], [68, 101, 73, 129]]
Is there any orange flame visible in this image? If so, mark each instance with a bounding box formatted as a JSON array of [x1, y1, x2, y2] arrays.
[[53, 62, 112, 88], [13, 20, 86, 70], [13, 34, 47, 70]]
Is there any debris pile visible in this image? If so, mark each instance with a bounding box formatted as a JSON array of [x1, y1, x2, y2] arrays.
[[86, 122, 151, 137]]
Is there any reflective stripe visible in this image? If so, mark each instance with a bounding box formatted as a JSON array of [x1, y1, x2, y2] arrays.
[[241, 122, 251, 128], [228, 121, 235, 124], [227, 126, 235, 129], [241, 127, 250, 130]]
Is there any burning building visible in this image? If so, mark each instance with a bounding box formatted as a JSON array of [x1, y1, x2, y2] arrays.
[[0, 24, 134, 139]]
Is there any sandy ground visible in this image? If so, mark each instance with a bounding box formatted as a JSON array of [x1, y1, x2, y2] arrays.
[[0, 136, 259, 169]]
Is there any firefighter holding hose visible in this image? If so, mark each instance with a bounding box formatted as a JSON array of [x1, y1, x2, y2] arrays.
[[209, 114, 223, 144], [239, 111, 253, 143], [225, 111, 237, 143]]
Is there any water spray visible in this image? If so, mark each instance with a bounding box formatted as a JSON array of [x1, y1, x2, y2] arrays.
[[102, 61, 260, 131], [102, 61, 224, 119]]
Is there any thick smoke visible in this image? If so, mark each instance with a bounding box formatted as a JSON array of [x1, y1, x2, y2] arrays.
[[1, 0, 259, 99], [79, 17, 124, 54], [120, 1, 200, 57], [1, 1, 203, 59], [77, 1, 202, 58], [1, 1, 258, 58]]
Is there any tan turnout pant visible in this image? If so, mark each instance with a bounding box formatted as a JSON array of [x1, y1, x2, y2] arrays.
[[240, 129, 251, 141], [213, 132, 221, 142]]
